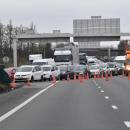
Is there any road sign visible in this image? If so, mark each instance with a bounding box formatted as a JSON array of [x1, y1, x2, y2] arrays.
[[3, 56, 9, 63]]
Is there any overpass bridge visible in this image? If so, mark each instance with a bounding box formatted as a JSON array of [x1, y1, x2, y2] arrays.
[[13, 32, 130, 67]]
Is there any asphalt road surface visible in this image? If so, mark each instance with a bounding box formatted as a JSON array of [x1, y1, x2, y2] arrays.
[[0, 77, 130, 130]]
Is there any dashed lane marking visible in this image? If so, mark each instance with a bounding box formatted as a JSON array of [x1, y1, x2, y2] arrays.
[[111, 105, 118, 110], [105, 96, 110, 99], [98, 86, 101, 89], [100, 90, 104, 93], [124, 121, 130, 128]]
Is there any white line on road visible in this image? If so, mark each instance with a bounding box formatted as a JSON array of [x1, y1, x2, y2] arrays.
[[98, 86, 101, 89], [105, 96, 110, 99], [0, 83, 56, 123], [100, 90, 104, 93], [111, 105, 118, 110], [124, 121, 130, 128]]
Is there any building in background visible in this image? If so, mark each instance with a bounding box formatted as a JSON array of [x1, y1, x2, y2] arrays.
[[73, 16, 120, 55]]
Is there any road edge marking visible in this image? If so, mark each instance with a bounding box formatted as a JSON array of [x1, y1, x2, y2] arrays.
[[0, 83, 55, 123]]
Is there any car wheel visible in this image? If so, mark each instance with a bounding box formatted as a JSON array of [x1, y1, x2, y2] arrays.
[[49, 75, 52, 81], [30, 76, 34, 82], [40, 76, 43, 81]]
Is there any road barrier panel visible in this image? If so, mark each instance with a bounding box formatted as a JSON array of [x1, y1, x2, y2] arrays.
[[128, 71, 130, 80]]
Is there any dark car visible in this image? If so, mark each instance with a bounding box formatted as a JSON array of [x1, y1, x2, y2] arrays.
[[59, 65, 72, 80], [69, 65, 88, 79], [107, 62, 118, 76]]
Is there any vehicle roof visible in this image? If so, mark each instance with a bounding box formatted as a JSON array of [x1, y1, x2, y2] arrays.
[[19, 65, 39, 68], [41, 65, 53, 68], [54, 50, 71, 55], [33, 58, 54, 62], [114, 56, 125, 60]]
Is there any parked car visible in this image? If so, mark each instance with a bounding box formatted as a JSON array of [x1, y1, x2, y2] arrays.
[[15, 65, 43, 82], [107, 62, 118, 76], [88, 65, 102, 77], [42, 65, 60, 81], [100, 63, 111, 76], [69, 65, 88, 79], [58, 65, 73, 80], [115, 62, 124, 75]]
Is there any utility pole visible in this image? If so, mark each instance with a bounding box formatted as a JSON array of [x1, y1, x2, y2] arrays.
[[108, 47, 111, 62], [13, 38, 17, 67]]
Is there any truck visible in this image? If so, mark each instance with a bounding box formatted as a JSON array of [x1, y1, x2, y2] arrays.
[[29, 54, 42, 64], [124, 41, 130, 76], [33, 58, 55, 66], [54, 42, 79, 66], [79, 53, 87, 65]]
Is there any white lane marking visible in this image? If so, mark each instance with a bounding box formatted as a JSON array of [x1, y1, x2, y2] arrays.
[[100, 90, 104, 93], [96, 83, 98, 86], [98, 86, 101, 89], [105, 96, 110, 99], [111, 105, 118, 110], [124, 121, 130, 128], [0, 83, 56, 123]]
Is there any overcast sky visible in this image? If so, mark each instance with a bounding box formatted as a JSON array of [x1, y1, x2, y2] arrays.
[[0, 0, 130, 33]]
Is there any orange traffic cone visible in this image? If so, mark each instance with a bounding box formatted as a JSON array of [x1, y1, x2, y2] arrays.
[[10, 75, 16, 89], [122, 70, 125, 77], [101, 72, 104, 79], [94, 72, 96, 80], [128, 71, 130, 80], [86, 73, 89, 80], [97, 73, 100, 79], [80, 74, 84, 83], [27, 78, 32, 86], [52, 75, 56, 85], [105, 71, 109, 81], [67, 74, 70, 81], [110, 71, 113, 78], [74, 74, 76, 80]]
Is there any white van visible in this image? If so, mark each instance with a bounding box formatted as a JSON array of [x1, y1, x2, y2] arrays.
[[33, 58, 55, 66], [114, 56, 125, 68]]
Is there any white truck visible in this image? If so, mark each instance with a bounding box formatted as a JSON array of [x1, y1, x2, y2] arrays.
[[33, 58, 55, 66], [29, 54, 42, 64], [54, 42, 79, 66]]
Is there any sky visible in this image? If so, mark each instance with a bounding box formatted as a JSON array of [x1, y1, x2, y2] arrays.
[[0, 0, 130, 34]]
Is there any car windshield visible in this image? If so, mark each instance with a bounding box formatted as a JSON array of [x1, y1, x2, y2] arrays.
[[70, 66, 85, 71], [90, 66, 99, 70], [42, 67, 51, 71], [33, 62, 47, 65], [115, 60, 124, 64], [54, 55, 72, 62], [17, 67, 33, 72], [108, 64, 115, 68], [59, 66, 67, 71]]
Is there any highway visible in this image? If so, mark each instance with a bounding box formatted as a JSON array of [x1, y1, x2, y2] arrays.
[[0, 76, 130, 130]]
